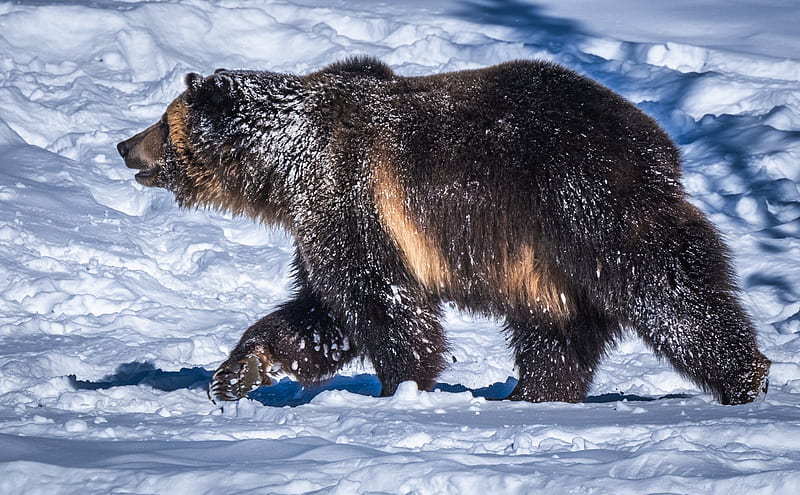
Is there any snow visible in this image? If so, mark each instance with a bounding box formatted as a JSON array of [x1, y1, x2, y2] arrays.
[[1, 0, 799, 493]]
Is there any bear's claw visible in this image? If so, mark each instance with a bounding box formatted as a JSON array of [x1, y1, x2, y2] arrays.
[[209, 353, 272, 402]]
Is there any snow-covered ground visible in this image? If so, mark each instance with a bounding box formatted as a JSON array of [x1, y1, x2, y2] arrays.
[[1, 0, 799, 493]]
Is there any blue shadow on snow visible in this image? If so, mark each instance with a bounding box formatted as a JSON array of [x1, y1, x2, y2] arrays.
[[68, 361, 688, 407], [68, 361, 212, 392]]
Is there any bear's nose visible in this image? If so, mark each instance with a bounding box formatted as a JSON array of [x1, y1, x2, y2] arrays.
[[117, 141, 129, 159]]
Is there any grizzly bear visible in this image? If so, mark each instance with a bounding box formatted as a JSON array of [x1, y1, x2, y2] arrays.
[[118, 57, 770, 405]]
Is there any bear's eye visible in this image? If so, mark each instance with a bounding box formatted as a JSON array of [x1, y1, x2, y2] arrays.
[[159, 114, 169, 135]]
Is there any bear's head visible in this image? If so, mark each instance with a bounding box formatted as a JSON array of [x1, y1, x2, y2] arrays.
[[116, 108, 169, 188], [117, 70, 303, 221], [117, 72, 239, 195]]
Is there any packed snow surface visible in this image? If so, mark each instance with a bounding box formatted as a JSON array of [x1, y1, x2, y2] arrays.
[[1, 0, 800, 493]]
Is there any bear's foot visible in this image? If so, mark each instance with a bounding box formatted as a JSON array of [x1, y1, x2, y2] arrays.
[[721, 352, 771, 405], [209, 351, 275, 402]]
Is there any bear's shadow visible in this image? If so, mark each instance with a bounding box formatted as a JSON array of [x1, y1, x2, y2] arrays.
[[68, 361, 682, 407]]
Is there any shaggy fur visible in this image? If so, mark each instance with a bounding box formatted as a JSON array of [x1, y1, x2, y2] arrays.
[[118, 57, 770, 404]]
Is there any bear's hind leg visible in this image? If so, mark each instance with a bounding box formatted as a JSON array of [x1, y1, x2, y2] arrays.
[[505, 304, 619, 403], [209, 293, 357, 401], [626, 204, 770, 405], [632, 289, 770, 405]]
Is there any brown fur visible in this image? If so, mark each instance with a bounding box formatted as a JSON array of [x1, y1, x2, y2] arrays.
[[166, 99, 192, 163], [373, 156, 452, 291], [373, 153, 570, 317], [491, 244, 571, 317], [167, 99, 224, 208], [166, 99, 260, 219]]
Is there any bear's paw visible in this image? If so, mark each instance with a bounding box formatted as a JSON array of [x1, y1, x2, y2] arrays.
[[209, 352, 274, 402]]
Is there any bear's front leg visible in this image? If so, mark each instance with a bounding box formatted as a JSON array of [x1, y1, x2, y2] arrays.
[[360, 296, 449, 396], [316, 266, 448, 396], [505, 303, 619, 403], [209, 295, 357, 401]]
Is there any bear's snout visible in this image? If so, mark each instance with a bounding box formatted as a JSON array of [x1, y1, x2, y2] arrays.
[[118, 121, 167, 187], [117, 140, 131, 159]]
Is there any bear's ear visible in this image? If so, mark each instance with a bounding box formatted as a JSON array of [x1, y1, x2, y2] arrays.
[[185, 72, 203, 92], [207, 73, 235, 107], [186, 72, 236, 115]]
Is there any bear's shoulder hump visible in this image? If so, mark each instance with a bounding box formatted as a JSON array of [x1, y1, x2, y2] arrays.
[[318, 56, 395, 80]]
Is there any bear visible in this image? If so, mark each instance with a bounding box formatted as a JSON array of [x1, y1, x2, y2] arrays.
[[117, 56, 770, 405]]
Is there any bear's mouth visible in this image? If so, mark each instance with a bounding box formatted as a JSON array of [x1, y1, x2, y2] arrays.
[[117, 126, 165, 188], [134, 165, 161, 186], [121, 155, 161, 186]]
